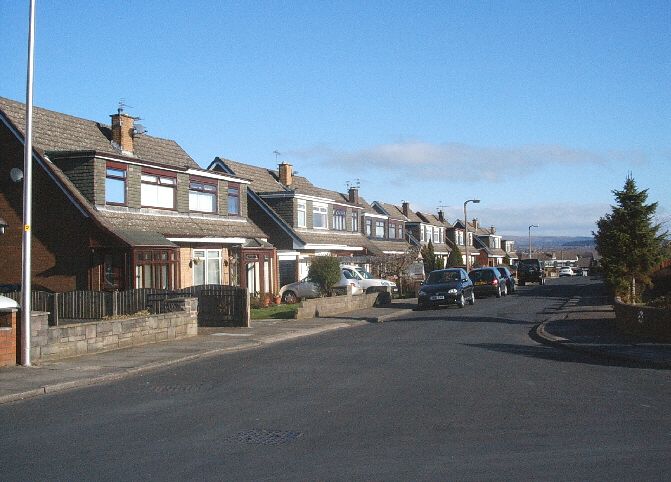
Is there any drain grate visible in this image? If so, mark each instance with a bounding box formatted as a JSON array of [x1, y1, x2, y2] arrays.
[[228, 429, 303, 445]]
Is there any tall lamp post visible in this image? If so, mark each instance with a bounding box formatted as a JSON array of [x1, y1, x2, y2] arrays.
[[528, 224, 539, 259], [464, 199, 480, 272]]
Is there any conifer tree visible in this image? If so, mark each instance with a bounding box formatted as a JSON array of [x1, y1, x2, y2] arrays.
[[446, 245, 464, 267], [420, 240, 437, 274], [593, 175, 666, 301]]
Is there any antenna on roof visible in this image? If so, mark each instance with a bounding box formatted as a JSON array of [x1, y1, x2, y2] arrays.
[[437, 201, 450, 211], [346, 178, 361, 190], [117, 98, 133, 114], [273, 150, 281, 162]]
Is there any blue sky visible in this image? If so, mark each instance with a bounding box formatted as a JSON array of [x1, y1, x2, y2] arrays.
[[2, 1, 669, 236]]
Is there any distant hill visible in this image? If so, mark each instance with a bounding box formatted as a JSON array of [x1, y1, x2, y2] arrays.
[[504, 236, 594, 249]]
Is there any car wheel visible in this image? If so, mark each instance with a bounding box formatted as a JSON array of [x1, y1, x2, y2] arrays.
[[502, 284, 508, 296], [496, 286, 502, 298], [468, 292, 475, 305], [457, 294, 465, 308], [281, 291, 298, 304]]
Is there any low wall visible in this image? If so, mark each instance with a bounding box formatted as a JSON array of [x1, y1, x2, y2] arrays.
[[294, 289, 391, 320], [613, 298, 671, 341], [0, 310, 17, 367], [29, 297, 198, 362]]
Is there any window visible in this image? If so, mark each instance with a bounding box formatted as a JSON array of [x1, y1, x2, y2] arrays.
[[388, 222, 396, 239], [192, 249, 222, 285], [313, 203, 327, 229], [457, 230, 464, 245], [105, 165, 126, 205], [375, 221, 385, 238], [141, 172, 176, 209], [433, 227, 439, 243], [134, 249, 179, 289], [351, 211, 359, 232], [297, 200, 306, 228], [468, 232, 473, 245], [398, 224, 405, 240], [227, 183, 240, 215], [365, 218, 372, 236], [189, 180, 217, 213], [333, 209, 346, 231]]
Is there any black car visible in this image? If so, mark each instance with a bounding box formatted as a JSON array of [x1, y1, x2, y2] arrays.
[[417, 268, 474, 309], [517, 258, 545, 286], [496, 266, 516, 294], [468, 267, 507, 298]]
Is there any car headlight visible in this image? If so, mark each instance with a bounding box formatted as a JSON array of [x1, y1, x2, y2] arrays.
[[448, 289, 458, 295], [418, 290, 427, 297]]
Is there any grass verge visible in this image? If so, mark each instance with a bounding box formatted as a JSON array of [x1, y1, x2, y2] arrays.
[[251, 304, 298, 320]]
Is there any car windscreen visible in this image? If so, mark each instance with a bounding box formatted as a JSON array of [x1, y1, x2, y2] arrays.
[[427, 271, 461, 284], [355, 268, 373, 279]]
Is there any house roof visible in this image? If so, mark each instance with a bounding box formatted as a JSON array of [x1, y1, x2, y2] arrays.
[[95, 209, 267, 241], [367, 238, 413, 255], [0, 96, 199, 169], [214, 158, 287, 193], [417, 212, 451, 228], [372, 202, 408, 221]]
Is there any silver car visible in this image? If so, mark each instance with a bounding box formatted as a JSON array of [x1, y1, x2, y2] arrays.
[[279, 270, 363, 303]]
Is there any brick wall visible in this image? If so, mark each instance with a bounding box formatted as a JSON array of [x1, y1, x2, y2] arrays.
[[0, 310, 17, 367], [28, 297, 198, 362]]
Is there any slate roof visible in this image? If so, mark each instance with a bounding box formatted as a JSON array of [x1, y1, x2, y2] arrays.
[[0, 96, 199, 169], [295, 229, 372, 248], [367, 238, 412, 255], [215, 158, 286, 193], [417, 212, 452, 228]]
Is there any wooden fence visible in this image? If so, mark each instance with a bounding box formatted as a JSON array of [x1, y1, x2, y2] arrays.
[[3, 285, 249, 326]]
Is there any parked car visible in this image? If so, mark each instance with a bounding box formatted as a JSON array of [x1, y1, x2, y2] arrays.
[[496, 266, 516, 294], [417, 268, 474, 309], [468, 267, 507, 298], [559, 267, 574, 277], [280, 270, 363, 303], [341, 265, 398, 293], [517, 258, 545, 286]]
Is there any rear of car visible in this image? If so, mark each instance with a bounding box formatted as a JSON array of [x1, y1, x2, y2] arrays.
[[468, 267, 506, 298], [496, 266, 516, 294], [517, 258, 545, 286]]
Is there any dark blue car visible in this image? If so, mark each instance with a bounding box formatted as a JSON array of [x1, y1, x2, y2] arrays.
[[417, 268, 475, 310]]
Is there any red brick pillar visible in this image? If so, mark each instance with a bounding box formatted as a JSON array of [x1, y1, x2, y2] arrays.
[[0, 310, 17, 367]]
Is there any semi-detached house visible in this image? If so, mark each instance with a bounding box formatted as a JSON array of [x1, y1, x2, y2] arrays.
[[0, 97, 277, 295], [209, 159, 378, 286]]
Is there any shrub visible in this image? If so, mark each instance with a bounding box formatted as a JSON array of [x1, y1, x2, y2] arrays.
[[308, 256, 341, 296]]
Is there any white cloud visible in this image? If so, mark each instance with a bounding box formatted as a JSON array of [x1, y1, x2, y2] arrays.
[[288, 141, 646, 183]]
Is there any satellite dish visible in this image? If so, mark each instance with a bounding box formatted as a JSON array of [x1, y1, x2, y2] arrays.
[[133, 124, 147, 135], [9, 168, 23, 183]]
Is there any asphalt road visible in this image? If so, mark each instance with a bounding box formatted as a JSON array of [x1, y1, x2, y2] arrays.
[[2, 278, 670, 481]]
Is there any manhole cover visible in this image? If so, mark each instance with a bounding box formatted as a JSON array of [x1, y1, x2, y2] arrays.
[[228, 429, 302, 445]]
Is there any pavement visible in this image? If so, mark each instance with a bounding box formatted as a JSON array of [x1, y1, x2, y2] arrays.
[[2, 293, 670, 406], [0, 300, 415, 405]]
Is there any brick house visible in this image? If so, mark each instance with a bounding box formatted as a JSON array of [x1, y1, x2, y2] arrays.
[[209, 159, 377, 285], [471, 219, 507, 267], [446, 219, 478, 267], [0, 97, 277, 295], [368, 201, 413, 255], [397, 202, 449, 262]]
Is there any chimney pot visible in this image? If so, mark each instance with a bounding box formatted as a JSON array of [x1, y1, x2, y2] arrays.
[[278, 162, 293, 186]]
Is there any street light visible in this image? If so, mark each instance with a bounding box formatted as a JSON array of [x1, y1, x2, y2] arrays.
[[464, 199, 480, 272], [528, 224, 539, 259]]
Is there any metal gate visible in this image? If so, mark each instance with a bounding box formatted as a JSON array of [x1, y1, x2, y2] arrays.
[[197, 286, 248, 327]]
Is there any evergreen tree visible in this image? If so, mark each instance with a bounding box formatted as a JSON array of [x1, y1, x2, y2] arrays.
[[446, 245, 464, 267], [420, 240, 437, 274], [593, 175, 666, 301], [308, 256, 342, 296]]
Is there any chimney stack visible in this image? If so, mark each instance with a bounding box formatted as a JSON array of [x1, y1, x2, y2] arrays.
[[472, 218, 478, 230], [348, 186, 359, 204], [438, 210, 445, 223], [278, 162, 293, 186], [490, 225, 496, 234], [110, 110, 136, 154], [402, 202, 410, 217]]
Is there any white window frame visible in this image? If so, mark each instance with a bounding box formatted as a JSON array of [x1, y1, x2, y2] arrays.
[[192, 249, 222, 285], [313, 202, 328, 230], [297, 199, 307, 228], [141, 173, 176, 209]]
